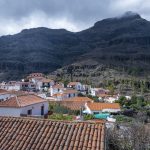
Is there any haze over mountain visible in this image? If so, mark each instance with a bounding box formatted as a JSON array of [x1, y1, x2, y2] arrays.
[[0, 12, 150, 81]]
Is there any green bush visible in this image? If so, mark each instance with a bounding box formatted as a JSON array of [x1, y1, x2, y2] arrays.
[[84, 114, 94, 120], [49, 103, 80, 115], [115, 115, 132, 123], [48, 113, 73, 121]]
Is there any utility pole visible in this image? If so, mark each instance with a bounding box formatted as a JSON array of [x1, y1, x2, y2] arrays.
[[80, 106, 84, 121]]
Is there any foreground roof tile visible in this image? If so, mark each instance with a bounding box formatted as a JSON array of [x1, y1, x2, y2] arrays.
[[0, 117, 105, 150]]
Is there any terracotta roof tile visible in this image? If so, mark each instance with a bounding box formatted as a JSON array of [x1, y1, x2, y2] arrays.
[[0, 94, 47, 108], [68, 82, 80, 86], [50, 101, 88, 111], [0, 117, 105, 150], [42, 78, 53, 83], [8, 90, 33, 96], [87, 102, 120, 111], [50, 97, 92, 111], [0, 89, 9, 94], [63, 97, 93, 102], [52, 84, 64, 89], [63, 89, 78, 94]]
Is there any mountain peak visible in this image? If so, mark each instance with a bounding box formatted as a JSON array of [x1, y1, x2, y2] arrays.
[[117, 11, 141, 19], [93, 11, 142, 28]]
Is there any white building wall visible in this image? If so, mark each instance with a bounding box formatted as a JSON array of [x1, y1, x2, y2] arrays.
[[20, 102, 49, 116], [0, 102, 49, 117], [37, 82, 42, 90], [104, 97, 116, 103], [83, 104, 93, 114], [0, 107, 21, 117], [0, 94, 11, 101], [37, 93, 47, 99], [90, 88, 96, 96], [50, 87, 60, 96], [102, 109, 120, 113], [50, 81, 55, 86]]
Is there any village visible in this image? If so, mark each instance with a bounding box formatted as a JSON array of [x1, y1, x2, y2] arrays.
[[0, 72, 123, 121], [0, 73, 149, 150]]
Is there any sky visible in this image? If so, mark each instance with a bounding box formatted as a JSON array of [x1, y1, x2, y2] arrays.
[[0, 0, 150, 35]]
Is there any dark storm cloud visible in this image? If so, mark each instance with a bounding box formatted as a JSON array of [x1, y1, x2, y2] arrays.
[[0, 0, 111, 23], [0, 0, 150, 35]]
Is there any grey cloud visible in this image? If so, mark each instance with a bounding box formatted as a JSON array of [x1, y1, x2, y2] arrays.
[[0, 0, 150, 35]]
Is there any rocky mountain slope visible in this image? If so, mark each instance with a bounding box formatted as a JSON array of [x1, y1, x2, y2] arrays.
[[0, 12, 150, 81]]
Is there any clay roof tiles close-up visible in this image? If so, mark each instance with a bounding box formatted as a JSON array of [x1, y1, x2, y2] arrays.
[[0, 117, 105, 150]]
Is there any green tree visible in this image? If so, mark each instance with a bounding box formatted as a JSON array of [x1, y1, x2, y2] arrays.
[[108, 84, 115, 95]]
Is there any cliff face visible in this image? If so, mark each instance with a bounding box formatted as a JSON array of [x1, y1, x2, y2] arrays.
[[0, 12, 150, 81]]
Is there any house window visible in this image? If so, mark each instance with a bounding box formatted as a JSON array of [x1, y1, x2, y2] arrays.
[[27, 109, 32, 115], [93, 112, 99, 114]]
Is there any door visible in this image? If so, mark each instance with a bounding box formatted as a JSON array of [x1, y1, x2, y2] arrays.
[[41, 105, 44, 116]]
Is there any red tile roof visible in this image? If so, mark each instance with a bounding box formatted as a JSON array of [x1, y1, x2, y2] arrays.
[[68, 82, 80, 86], [63, 89, 78, 94], [63, 97, 93, 102], [61, 101, 87, 111], [49, 97, 92, 111], [0, 117, 105, 150], [8, 90, 32, 96], [42, 78, 53, 83], [0, 94, 47, 108], [0, 89, 9, 94], [87, 103, 121, 111], [29, 73, 44, 76], [27, 73, 44, 79], [52, 84, 64, 89]]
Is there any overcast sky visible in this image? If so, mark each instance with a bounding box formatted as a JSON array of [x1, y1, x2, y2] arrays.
[[0, 0, 150, 35]]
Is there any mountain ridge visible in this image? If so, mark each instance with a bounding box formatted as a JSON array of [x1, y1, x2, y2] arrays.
[[0, 12, 150, 81]]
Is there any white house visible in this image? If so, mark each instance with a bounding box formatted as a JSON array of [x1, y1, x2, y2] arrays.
[[40, 78, 55, 91], [29, 77, 44, 91], [0, 94, 49, 117], [125, 96, 131, 100], [29, 77, 55, 91], [49, 84, 64, 96], [0, 81, 22, 91], [98, 94, 119, 103], [83, 102, 121, 114], [90, 88, 109, 97], [63, 89, 78, 98], [67, 82, 82, 91], [75, 84, 91, 95], [0, 89, 12, 101], [52, 89, 78, 101], [28, 76, 54, 92], [20, 82, 36, 91], [104, 95, 119, 103]]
